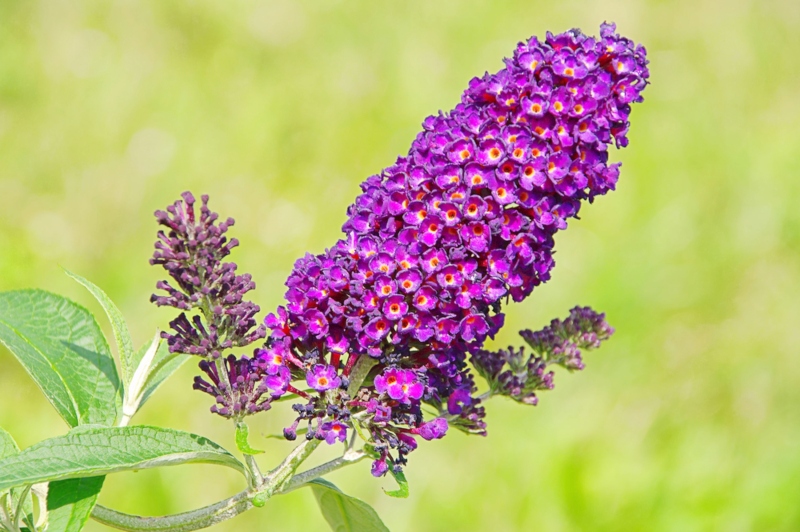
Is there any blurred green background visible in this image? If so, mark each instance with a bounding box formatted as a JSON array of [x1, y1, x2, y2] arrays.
[[1, 0, 799, 530]]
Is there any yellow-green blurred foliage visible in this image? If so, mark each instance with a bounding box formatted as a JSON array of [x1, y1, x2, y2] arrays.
[[1, 0, 799, 530]]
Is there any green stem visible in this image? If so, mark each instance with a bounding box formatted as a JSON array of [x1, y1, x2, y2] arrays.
[[90, 446, 366, 532], [12, 486, 30, 532], [281, 449, 367, 493], [244, 454, 262, 489], [0, 493, 16, 532], [92, 491, 251, 532], [263, 439, 320, 494], [476, 390, 494, 402]]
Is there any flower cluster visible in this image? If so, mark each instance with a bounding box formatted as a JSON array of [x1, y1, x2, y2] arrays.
[[259, 23, 648, 476], [472, 306, 614, 404], [520, 305, 615, 370], [150, 192, 266, 358], [193, 355, 275, 418]]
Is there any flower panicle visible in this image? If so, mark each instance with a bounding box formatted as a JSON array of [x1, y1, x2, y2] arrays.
[[519, 305, 614, 368], [150, 192, 266, 358], [259, 23, 645, 476], [150, 23, 647, 477], [473, 305, 614, 405]]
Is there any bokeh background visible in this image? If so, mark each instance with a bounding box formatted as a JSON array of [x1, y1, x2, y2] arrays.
[[2, 0, 799, 530]]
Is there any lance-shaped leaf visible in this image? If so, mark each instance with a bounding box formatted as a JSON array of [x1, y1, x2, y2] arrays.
[[46, 477, 105, 532], [308, 479, 389, 532], [0, 290, 122, 427], [134, 335, 189, 411], [118, 335, 188, 426], [0, 426, 18, 461], [0, 426, 245, 491], [63, 269, 135, 389]]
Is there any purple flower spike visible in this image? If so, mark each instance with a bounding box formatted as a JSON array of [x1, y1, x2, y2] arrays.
[[150, 193, 266, 357], [397, 269, 423, 294], [256, 23, 648, 474], [307, 364, 341, 392], [412, 287, 437, 312], [256, 345, 286, 373], [365, 317, 391, 341], [476, 139, 506, 166], [303, 309, 329, 338]]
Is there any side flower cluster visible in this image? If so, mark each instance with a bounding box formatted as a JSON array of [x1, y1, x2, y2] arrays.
[[151, 193, 270, 419], [151, 192, 266, 358], [193, 355, 274, 418], [472, 306, 614, 405], [259, 23, 648, 476]]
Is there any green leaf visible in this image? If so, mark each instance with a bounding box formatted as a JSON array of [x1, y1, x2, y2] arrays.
[[0, 427, 35, 530], [235, 422, 264, 456], [384, 467, 409, 499], [0, 426, 245, 491], [138, 338, 188, 409], [120, 334, 187, 425], [0, 290, 122, 427], [0, 426, 19, 460], [63, 269, 135, 389], [308, 479, 390, 532], [46, 477, 104, 532]]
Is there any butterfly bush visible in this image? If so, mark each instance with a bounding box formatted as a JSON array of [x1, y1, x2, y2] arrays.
[[151, 23, 648, 477]]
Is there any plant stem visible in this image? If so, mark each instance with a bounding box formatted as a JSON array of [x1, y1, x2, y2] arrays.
[[0, 494, 16, 532], [476, 390, 494, 402], [281, 449, 367, 493], [11, 486, 30, 532], [244, 454, 262, 489], [92, 491, 252, 532], [91, 446, 367, 532], [263, 439, 320, 494]]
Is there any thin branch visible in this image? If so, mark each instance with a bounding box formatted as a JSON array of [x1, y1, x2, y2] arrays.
[[281, 449, 368, 493], [263, 439, 321, 493], [90, 446, 368, 532], [12, 486, 31, 531], [92, 491, 251, 532]]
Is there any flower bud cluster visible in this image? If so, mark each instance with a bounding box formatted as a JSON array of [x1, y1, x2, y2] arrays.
[[520, 305, 614, 370], [150, 192, 266, 357], [193, 355, 276, 418], [259, 23, 647, 476], [473, 306, 613, 404]]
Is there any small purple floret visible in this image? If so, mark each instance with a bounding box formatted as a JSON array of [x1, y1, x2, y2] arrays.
[[307, 364, 342, 392], [374, 368, 424, 404], [318, 421, 348, 445], [415, 418, 449, 441]]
